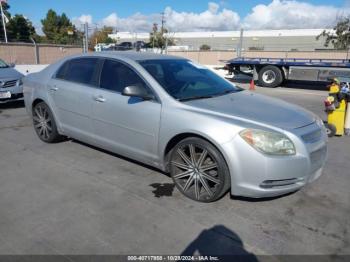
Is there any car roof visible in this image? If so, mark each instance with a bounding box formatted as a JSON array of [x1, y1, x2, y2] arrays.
[[77, 51, 186, 62]]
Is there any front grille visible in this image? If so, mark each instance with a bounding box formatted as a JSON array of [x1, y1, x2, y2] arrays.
[[302, 129, 322, 143], [310, 146, 327, 173], [1, 80, 17, 88]]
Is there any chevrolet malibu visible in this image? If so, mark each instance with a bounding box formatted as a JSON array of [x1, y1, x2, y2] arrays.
[[0, 59, 24, 103], [23, 52, 328, 202]]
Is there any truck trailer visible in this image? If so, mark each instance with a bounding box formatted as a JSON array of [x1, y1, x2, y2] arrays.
[[225, 57, 350, 88]]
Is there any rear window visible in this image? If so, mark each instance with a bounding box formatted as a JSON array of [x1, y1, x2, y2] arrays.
[[56, 58, 99, 86], [55, 61, 69, 79]]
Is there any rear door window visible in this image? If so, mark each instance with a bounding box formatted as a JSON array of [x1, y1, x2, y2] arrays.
[[55, 61, 69, 79], [57, 58, 100, 86]]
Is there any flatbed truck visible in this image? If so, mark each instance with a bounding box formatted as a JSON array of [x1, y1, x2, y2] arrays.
[[225, 57, 350, 88]]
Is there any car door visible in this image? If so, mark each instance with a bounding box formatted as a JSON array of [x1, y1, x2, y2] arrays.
[[92, 59, 161, 164], [48, 57, 101, 144]]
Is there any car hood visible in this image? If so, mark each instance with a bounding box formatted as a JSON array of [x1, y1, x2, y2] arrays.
[[184, 91, 316, 129], [0, 67, 23, 79]]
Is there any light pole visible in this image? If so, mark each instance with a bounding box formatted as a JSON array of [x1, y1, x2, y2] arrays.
[[0, 0, 8, 43], [237, 28, 244, 58]]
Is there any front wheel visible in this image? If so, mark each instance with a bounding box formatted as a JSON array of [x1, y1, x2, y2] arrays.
[[33, 102, 63, 143], [169, 137, 230, 202]]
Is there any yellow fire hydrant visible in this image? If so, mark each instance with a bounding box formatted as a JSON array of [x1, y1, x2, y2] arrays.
[[325, 79, 347, 136]]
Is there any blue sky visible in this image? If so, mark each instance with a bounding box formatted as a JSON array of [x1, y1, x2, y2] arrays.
[[7, 0, 350, 32]]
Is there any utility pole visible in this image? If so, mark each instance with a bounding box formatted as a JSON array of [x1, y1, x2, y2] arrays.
[[152, 23, 158, 49], [165, 36, 168, 54], [161, 12, 165, 33], [237, 28, 244, 58], [84, 23, 89, 53], [0, 1, 8, 43], [82, 36, 86, 53], [161, 12, 166, 54]]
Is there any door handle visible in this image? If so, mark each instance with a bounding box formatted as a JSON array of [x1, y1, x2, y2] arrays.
[[50, 86, 58, 91], [94, 96, 106, 103]]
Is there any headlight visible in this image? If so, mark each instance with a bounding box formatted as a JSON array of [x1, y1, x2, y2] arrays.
[[316, 117, 325, 127], [240, 129, 296, 155], [16, 78, 23, 86]]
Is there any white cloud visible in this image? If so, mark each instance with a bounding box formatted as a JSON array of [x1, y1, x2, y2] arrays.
[[90, 2, 240, 32], [102, 13, 118, 27], [34, 24, 44, 36], [165, 2, 240, 31], [243, 0, 350, 29], [72, 14, 93, 29], [73, 1, 350, 33], [101, 12, 153, 32]]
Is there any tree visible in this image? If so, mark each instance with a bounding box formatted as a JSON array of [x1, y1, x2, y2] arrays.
[[7, 14, 35, 42], [41, 9, 79, 44], [149, 23, 174, 49], [317, 17, 350, 50], [0, 2, 37, 43], [89, 26, 115, 48], [200, 44, 211, 51]]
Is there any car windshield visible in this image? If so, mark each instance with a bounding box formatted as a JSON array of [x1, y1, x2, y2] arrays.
[[0, 59, 9, 68], [138, 59, 242, 101]]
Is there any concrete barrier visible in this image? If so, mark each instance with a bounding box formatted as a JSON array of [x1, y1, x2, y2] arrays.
[[15, 64, 49, 75]]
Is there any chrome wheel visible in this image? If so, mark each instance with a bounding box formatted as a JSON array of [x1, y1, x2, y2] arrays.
[[262, 70, 277, 84], [171, 143, 222, 201], [33, 104, 53, 141]]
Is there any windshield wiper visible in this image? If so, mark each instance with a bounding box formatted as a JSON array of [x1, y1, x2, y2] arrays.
[[213, 89, 237, 97], [178, 95, 214, 102], [178, 89, 240, 102]]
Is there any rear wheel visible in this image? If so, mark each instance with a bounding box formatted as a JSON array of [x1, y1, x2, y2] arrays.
[[169, 137, 230, 202], [258, 65, 283, 88], [33, 102, 63, 143]]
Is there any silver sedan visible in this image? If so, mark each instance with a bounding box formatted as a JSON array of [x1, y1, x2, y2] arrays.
[[0, 59, 24, 103], [23, 52, 328, 202]]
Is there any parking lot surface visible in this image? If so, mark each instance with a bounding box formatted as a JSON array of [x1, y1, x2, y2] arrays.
[[0, 80, 349, 256]]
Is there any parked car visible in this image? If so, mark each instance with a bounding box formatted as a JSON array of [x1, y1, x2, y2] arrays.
[[114, 42, 133, 51], [134, 41, 146, 51], [23, 52, 328, 202], [0, 59, 24, 103]]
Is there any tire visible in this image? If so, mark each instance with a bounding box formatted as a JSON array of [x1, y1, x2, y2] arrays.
[[258, 65, 283, 88], [325, 123, 336, 137], [169, 137, 230, 202], [32, 102, 63, 143]]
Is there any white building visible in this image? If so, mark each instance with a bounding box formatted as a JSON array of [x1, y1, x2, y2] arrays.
[[108, 29, 331, 51]]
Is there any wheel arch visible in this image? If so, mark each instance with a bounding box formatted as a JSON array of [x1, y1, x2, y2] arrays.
[[162, 132, 230, 173], [32, 98, 46, 110]]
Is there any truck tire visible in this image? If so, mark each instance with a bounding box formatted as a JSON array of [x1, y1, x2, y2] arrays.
[[258, 65, 284, 88]]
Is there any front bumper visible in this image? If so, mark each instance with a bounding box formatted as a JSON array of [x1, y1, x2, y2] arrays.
[[222, 122, 328, 198], [0, 84, 23, 103]]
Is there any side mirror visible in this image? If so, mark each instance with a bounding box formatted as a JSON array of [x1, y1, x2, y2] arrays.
[[9, 63, 15, 68], [122, 85, 154, 100]]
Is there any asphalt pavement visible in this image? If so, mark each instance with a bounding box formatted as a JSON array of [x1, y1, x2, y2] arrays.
[[0, 79, 349, 257]]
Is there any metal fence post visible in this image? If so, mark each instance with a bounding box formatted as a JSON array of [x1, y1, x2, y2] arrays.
[[31, 38, 39, 64]]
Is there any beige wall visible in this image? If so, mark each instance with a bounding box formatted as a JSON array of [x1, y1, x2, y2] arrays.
[[1, 43, 348, 66], [168, 50, 349, 65], [0, 43, 82, 64]]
